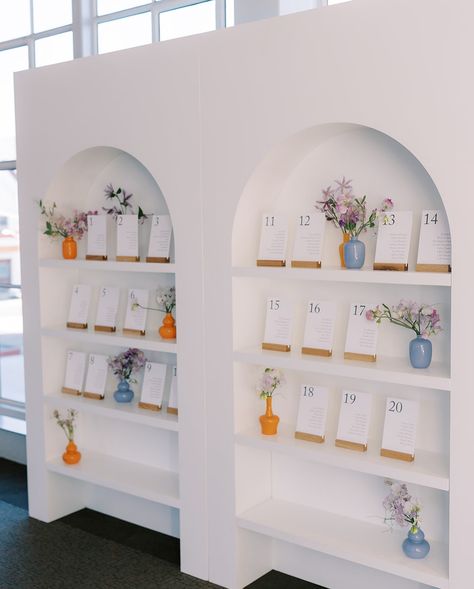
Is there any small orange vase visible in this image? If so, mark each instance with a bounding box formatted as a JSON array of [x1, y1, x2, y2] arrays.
[[259, 396, 279, 436], [62, 441, 81, 465], [339, 233, 350, 267], [62, 236, 77, 259], [159, 312, 177, 339]]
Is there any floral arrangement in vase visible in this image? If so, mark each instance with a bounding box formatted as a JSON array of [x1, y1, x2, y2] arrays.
[[53, 408, 81, 464], [383, 479, 430, 559], [315, 176, 393, 269], [132, 286, 177, 339], [108, 347, 147, 403], [257, 367, 285, 435], [103, 183, 147, 223], [366, 300, 441, 368], [38, 200, 98, 259]]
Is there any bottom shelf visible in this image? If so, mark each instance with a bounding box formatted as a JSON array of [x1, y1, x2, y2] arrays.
[[47, 450, 180, 508], [237, 499, 448, 589]]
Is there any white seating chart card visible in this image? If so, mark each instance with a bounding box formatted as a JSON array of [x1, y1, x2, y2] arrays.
[[301, 300, 336, 357], [116, 214, 139, 261], [83, 354, 108, 400], [291, 213, 326, 268], [344, 302, 378, 362], [167, 365, 178, 415], [67, 284, 92, 329], [86, 214, 108, 260], [139, 362, 167, 411], [335, 390, 372, 452], [94, 286, 120, 332], [294, 384, 329, 443], [262, 297, 293, 352], [374, 211, 413, 271], [146, 215, 172, 263], [62, 350, 87, 395], [256, 213, 288, 267], [123, 289, 148, 336], [380, 397, 419, 462], [416, 209, 451, 272]]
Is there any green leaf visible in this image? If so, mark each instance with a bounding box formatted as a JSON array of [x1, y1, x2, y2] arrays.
[[138, 206, 144, 219]]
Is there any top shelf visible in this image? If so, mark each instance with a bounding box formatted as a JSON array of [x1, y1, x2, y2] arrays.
[[232, 266, 451, 287], [39, 259, 176, 274]]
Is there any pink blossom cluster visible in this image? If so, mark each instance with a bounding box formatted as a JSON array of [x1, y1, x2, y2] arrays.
[[107, 348, 147, 383], [38, 200, 98, 240], [257, 367, 285, 399], [383, 480, 421, 531], [366, 300, 441, 339]]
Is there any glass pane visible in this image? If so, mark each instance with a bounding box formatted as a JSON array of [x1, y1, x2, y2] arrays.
[[98, 13, 152, 54], [0, 0, 30, 43], [0, 47, 29, 161], [226, 0, 234, 27], [35, 32, 74, 67], [160, 1, 216, 42], [97, 0, 150, 16], [33, 0, 72, 32]]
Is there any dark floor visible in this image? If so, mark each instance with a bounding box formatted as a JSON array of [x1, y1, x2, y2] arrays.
[[0, 457, 325, 589]]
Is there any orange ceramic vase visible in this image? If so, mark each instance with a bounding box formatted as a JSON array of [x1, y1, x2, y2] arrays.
[[63, 441, 81, 465], [259, 396, 279, 435], [339, 233, 350, 267], [62, 236, 77, 259], [159, 313, 177, 339]]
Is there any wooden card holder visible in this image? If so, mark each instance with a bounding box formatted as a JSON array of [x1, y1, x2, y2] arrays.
[[122, 328, 146, 337], [167, 406, 178, 415], [373, 263, 408, 271], [83, 392, 104, 400], [146, 257, 170, 263], [116, 256, 140, 262], [94, 325, 116, 333], [291, 261, 321, 269], [295, 431, 325, 444], [344, 352, 376, 362], [138, 401, 161, 412], [301, 347, 331, 357], [416, 263, 451, 273], [66, 322, 88, 330], [335, 438, 367, 452], [380, 448, 415, 462], [61, 386, 81, 396], [262, 342, 291, 352], [86, 255, 107, 261], [256, 259, 286, 267]]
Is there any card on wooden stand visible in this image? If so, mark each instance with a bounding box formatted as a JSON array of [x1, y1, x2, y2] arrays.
[[373, 211, 413, 271], [344, 302, 378, 362], [301, 300, 336, 357], [262, 297, 293, 352], [123, 289, 148, 336], [62, 350, 86, 395], [139, 362, 167, 411], [146, 215, 172, 263], [380, 397, 419, 462], [116, 214, 139, 262], [416, 209, 451, 272], [167, 366, 178, 415], [86, 214, 108, 260], [256, 213, 288, 267], [67, 284, 92, 329], [94, 286, 120, 332], [83, 354, 108, 400], [291, 213, 326, 269], [294, 384, 329, 443], [335, 390, 372, 452]]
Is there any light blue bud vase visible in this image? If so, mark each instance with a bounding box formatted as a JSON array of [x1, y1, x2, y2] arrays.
[[344, 236, 365, 269], [402, 527, 430, 559], [409, 335, 432, 369], [114, 379, 134, 403]]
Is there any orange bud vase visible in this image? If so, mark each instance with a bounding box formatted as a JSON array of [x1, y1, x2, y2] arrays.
[[62, 236, 77, 259], [339, 233, 350, 267], [259, 396, 279, 436], [62, 441, 81, 465], [159, 312, 176, 339]]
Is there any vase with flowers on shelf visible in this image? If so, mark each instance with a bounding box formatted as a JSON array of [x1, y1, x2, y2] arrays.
[[257, 367, 285, 435], [108, 348, 147, 403], [132, 286, 176, 340], [54, 408, 81, 464]]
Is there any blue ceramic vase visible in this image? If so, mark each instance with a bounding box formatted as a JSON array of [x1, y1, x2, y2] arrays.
[[402, 527, 430, 559], [344, 237, 365, 269], [409, 336, 432, 369], [114, 379, 134, 403]]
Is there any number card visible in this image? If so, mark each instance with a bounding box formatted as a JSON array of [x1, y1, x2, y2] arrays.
[[335, 390, 372, 452], [291, 213, 326, 268], [294, 384, 329, 443], [374, 211, 413, 271], [262, 297, 293, 352], [94, 286, 120, 332], [416, 209, 451, 272], [344, 302, 378, 362], [116, 214, 139, 262], [67, 284, 92, 329], [83, 354, 108, 400], [123, 289, 148, 336], [301, 300, 336, 357], [167, 366, 178, 415], [62, 351, 87, 395], [146, 215, 172, 263], [256, 213, 288, 267], [139, 362, 167, 411], [86, 214, 108, 260], [380, 398, 419, 462]]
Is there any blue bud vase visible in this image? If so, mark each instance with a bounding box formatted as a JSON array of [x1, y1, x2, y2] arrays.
[[409, 335, 432, 369], [402, 527, 430, 559], [113, 379, 134, 403], [344, 236, 365, 269]]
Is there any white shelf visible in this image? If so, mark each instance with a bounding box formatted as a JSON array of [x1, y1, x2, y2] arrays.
[[235, 424, 449, 491], [41, 326, 177, 353], [234, 346, 450, 391], [47, 450, 180, 508], [232, 266, 451, 287], [237, 499, 449, 589], [39, 258, 176, 273], [44, 392, 179, 431]]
